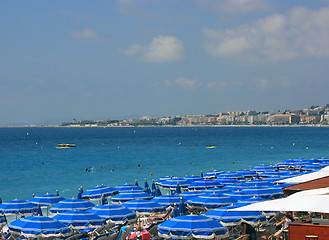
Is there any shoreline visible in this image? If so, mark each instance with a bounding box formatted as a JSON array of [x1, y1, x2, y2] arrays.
[[1, 124, 329, 128]]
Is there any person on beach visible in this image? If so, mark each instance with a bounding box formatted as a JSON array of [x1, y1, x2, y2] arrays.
[[270, 213, 293, 240], [241, 222, 256, 240]]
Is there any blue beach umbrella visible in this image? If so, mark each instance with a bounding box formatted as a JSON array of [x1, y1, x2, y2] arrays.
[[204, 170, 224, 179], [151, 180, 156, 196], [188, 179, 222, 190], [111, 190, 153, 203], [223, 184, 246, 192], [28, 194, 65, 207], [243, 179, 272, 187], [224, 191, 250, 201], [184, 176, 203, 182], [203, 205, 267, 227], [237, 196, 267, 205], [204, 187, 230, 195], [122, 200, 165, 214], [217, 172, 243, 179], [50, 199, 95, 214], [158, 215, 228, 239], [215, 178, 241, 185], [159, 178, 191, 190], [8, 216, 72, 238], [87, 204, 137, 224], [187, 193, 236, 209], [179, 191, 206, 202], [235, 170, 258, 179], [0, 200, 38, 215], [152, 195, 181, 207], [239, 188, 282, 199], [53, 210, 105, 229], [144, 179, 151, 194], [82, 185, 118, 200], [251, 165, 274, 172], [114, 184, 143, 192]]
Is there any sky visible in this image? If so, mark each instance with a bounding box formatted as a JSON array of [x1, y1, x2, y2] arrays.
[[1, 0, 329, 126]]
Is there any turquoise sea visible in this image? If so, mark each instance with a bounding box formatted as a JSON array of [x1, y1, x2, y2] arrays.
[[1, 127, 329, 202]]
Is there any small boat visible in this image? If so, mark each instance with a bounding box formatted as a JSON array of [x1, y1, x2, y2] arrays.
[[56, 144, 76, 149], [206, 146, 216, 149]]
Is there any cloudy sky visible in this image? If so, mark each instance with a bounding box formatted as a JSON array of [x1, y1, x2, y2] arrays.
[[1, 0, 329, 125]]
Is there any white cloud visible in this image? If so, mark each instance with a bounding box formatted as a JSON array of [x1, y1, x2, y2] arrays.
[[196, 0, 271, 13], [122, 35, 184, 62], [69, 28, 98, 40], [203, 6, 329, 61], [175, 77, 197, 90]]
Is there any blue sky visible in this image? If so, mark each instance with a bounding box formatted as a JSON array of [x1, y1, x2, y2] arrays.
[[1, 0, 329, 125]]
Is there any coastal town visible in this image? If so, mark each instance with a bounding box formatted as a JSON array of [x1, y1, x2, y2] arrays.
[[60, 104, 329, 127]]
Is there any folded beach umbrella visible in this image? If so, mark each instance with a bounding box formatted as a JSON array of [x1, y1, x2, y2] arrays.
[[53, 210, 105, 229], [152, 195, 181, 207], [204, 170, 224, 179], [172, 204, 179, 218], [144, 179, 151, 194], [81, 185, 118, 200], [158, 215, 228, 239], [8, 216, 72, 238], [111, 190, 153, 203], [114, 184, 143, 192], [187, 193, 237, 209], [156, 186, 162, 196], [28, 194, 65, 207], [175, 183, 182, 195], [0, 200, 38, 215], [50, 199, 95, 214], [87, 204, 137, 224], [122, 199, 165, 214], [151, 180, 156, 196], [135, 179, 139, 187], [159, 178, 191, 190], [203, 205, 267, 227], [77, 187, 83, 199], [188, 179, 222, 190], [179, 191, 206, 202], [178, 198, 187, 216]]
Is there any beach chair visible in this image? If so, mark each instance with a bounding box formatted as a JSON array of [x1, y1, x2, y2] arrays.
[[236, 234, 250, 240], [147, 209, 172, 223]]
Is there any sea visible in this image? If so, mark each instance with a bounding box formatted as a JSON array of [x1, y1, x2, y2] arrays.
[[1, 126, 329, 202]]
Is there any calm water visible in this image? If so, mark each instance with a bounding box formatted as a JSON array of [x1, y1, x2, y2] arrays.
[[1, 127, 329, 201]]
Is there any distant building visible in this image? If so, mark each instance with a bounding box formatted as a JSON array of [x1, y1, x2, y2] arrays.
[[269, 114, 300, 125]]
